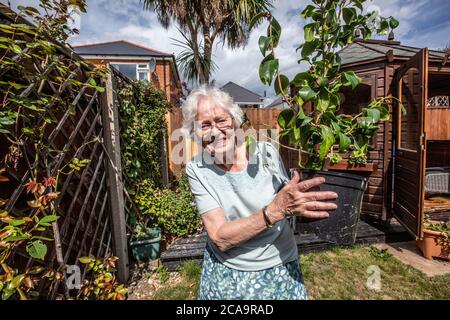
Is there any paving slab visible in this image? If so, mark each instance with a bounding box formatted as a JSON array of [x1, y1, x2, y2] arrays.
[[373, 241, 450, 277]]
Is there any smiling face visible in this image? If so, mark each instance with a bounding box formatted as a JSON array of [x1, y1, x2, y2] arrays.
[[195, 97, 236, 159]]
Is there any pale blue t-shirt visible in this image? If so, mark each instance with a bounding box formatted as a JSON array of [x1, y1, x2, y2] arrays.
[[185, 141, 298, 271]]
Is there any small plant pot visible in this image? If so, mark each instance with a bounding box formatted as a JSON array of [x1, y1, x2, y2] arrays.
[[129, 227, 162, 263], [416, 228, 450, 261], [290, 169, 368, 246]]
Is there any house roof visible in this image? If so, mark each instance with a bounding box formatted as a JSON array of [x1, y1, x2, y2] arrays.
[[220, 81, 263, 105], [338, 39, 447, 66], [266, 97, 284, 108], [72, 40, 172, 57]]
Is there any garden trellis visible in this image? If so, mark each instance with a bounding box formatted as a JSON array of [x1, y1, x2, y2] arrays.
[[0, 4, 139, 298]]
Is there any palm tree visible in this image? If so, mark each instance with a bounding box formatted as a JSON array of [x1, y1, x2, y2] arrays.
[[171, 29, 219, 83], [142, 0, 272, 84]]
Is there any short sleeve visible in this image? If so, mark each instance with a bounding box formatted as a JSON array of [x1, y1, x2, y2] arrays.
[[185, 162, 221, 215]]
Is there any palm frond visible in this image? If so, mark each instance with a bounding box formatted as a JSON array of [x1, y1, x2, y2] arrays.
[[171, 28, 218, 83]]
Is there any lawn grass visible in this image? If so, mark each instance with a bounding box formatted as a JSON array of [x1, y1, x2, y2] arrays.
[[301, 246, 450, 300], [151, 261, 201, 300], [148, 245, 450, 300]]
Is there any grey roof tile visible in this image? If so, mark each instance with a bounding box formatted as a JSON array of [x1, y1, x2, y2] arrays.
[[73, 40, 171, 57], [338, 39, 447, 65], [220, 81, 263, 104]]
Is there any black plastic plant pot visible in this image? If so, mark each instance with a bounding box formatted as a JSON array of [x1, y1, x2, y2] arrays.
[[290, 169, 368, 247]]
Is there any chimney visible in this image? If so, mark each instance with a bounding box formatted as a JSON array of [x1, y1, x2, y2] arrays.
[[388, 31, 395, 41]]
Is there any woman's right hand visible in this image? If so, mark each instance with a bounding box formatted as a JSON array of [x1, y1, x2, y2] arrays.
[[267, 171, 338, 222]]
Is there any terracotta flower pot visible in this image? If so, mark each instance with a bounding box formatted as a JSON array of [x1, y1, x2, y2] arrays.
[[416, 228, 450, 261]]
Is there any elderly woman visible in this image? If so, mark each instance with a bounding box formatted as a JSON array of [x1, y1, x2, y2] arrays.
[[182, 85, 338, 300]]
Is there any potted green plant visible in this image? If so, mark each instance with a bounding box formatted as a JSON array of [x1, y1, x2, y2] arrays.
[[128, 219, 162, 263], [252, 0, 399, 245], [416, 216, 450, 260]]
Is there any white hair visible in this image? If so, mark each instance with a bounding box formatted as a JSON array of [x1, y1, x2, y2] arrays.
[[181, 85, 244, 137]]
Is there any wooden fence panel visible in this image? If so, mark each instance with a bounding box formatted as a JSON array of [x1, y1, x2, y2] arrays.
[[166, 107, 286, 177]]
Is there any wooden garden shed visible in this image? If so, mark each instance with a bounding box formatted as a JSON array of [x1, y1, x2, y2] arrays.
[[333, 36, 450, 239]]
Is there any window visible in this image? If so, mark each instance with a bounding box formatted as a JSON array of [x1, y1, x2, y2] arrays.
[[110, 63, 150, 81], [137, 64, 150, 81]]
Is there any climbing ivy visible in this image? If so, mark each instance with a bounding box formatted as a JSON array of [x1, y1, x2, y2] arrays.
[[118, 79, 171, 192]]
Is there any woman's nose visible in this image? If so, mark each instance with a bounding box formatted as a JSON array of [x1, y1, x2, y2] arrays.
[[210, 126, 222, 137]]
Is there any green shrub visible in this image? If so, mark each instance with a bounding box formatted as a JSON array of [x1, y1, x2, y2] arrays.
[[135, 175, 201, 238]]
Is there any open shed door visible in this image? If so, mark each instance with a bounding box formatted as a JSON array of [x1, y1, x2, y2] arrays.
[[393, 48, 428, 238]]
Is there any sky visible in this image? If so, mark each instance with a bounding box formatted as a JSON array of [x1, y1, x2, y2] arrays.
[[7, 0, 450, 102]]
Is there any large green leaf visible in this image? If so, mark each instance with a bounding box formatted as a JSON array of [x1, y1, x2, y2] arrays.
[[342, 8, 356, 24], [389, 17, 399, 29], [304, 23, 315, 41], [343, 71, 362, 89], [298, 85, 317, 101], [366, 108, 381, 123], [338, 132, 351, 152], [26, 240, 47, 261], [291, 72, 314, 87], [301, 4, 315, 18], [269, 17, 281, 37], [258, 36, 271, 56], [278, 109, 294, 129], [300, 40, 318, 59], [274, 74, 290, 96], [38, 214, 59, 226], [259, 56, 279, 85], [316, 90, 330, 112], [378, 19, 390, 35], [319, 125, 335, 162]]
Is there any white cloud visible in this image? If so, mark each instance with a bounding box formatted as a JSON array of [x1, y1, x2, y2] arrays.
[[8, 0, 450, 97]]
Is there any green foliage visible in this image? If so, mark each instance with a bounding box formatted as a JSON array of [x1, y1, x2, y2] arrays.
[[424, 215, 450, 238], [134, 176, 201, 239], [0, 1, 127, 300], [154, 265, 170, 284], [176, 260, 201, 282], [118, 80, 171, 191], [77, 256, 128, 300], [256, 0, 398, 169], [143, 0, 272, 84], [368, 246, 393, 261], [117, 78, 200, 240]]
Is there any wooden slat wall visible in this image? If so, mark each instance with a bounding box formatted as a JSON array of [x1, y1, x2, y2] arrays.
[[425, 108, 450, 140], [338, 64, 391, 220]]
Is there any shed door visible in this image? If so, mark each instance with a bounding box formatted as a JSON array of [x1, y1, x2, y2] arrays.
[[393, 48, 428, 238]]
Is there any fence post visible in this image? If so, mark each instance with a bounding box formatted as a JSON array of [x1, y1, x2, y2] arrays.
[[100, 68, 129, 283]]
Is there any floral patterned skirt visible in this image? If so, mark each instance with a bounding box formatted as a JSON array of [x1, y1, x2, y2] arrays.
[[197, 244, 308, 300]]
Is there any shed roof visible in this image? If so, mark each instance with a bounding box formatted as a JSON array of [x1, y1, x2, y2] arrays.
[[73, 40, 172, 57], [220, 81, 263, 105], [338, 39, 447, 66]]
